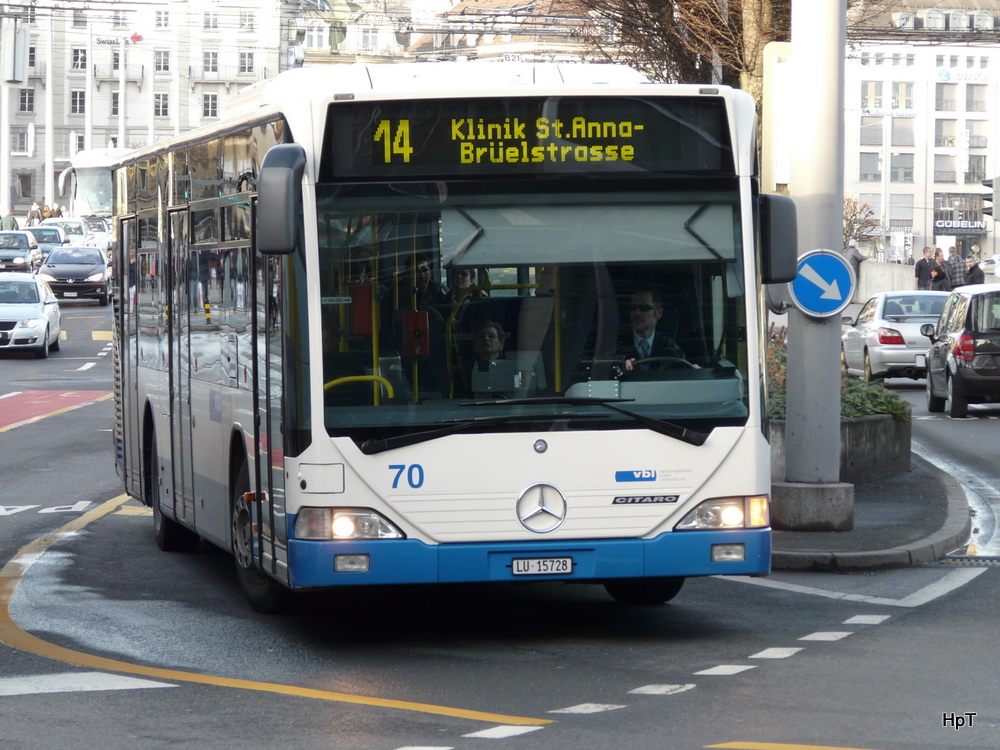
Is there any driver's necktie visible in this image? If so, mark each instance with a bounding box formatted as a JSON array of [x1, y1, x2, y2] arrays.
[[639, 339, 650, 359]]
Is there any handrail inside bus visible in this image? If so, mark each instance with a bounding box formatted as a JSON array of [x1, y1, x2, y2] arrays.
[[323, 375, 395, 399]]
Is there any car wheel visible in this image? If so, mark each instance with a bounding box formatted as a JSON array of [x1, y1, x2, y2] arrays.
[[863, 351, 880, 382], [34, 328, 49, 359], [149, 433, 200, 552], [926, 375, 945, 412], [604, 577, 685, 605], [232, 460, 286, 613], [947, 374, 969, 419], [98, 290, 109, 306]]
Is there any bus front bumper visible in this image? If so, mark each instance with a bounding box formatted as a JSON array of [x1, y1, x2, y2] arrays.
[[285, 529, 771, 588]]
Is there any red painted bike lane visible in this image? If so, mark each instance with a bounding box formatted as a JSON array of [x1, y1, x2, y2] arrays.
[[0, 391, 112, 432]]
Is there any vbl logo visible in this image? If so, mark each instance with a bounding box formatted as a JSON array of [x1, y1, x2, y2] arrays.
[[615, 469, 657, 482]]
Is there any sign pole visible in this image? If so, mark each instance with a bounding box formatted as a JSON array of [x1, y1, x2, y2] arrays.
[[772, 0, 854, 531]]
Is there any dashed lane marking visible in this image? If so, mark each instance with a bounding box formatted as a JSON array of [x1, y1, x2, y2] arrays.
[[693, 665, 756, 676], [0, 495, 552, 727], [749, 648, 803, 659], [462, 726, 545, 739], [0, 671, 176, 697], [628, 684, 696, 695], [547, 703, 627, 714], [798, 632, 852, 642]]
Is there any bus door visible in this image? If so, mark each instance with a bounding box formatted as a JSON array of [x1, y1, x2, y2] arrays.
[[114, 217, 143, 497], [167, 209, 196, 527], [252, 249, 286, 581]]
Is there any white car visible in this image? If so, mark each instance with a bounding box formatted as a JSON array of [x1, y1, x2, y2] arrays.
[[40, 218, 93, 247], [0, 273, 61, 358], [842, 291, 949, 381]]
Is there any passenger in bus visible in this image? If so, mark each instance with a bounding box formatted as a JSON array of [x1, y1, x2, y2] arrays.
[[618, 289, 697, 371], [403, 253, 447, 309], [473, 320, 505, 362]]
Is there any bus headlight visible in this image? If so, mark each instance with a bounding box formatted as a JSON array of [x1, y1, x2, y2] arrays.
[[294, 507, 405, 540], [674, 496, 769, 531]]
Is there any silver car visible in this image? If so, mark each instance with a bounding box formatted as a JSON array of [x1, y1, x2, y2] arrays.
[[842, 291, 949, 381], [0, 273, 61, 358]]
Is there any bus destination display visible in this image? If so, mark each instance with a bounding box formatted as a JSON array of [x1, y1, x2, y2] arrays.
[[322, 96, 732, 180]]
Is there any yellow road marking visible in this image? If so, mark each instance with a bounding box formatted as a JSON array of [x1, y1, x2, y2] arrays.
[[92, 331, 113, 341], [0, 495, 551, 726], [707, 743, 882, 750]]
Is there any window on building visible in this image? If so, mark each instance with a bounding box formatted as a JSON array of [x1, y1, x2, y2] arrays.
[[361, 29, 377, 52], [975, 12, 994, 31], [936, 54, 944, 67], [967, 56, 975, 69], [204, 51, 218, 73], [860, 153, 881, 182], [874, 53, 884, 66], [25, 7, 35, 24], [113, 51, 121, 71], [13, 129, 28, 152], [239, 51, 254, 74], [112, 10, 127, 28], [240, 11, 255, 30], [934, 154, 956, 183], [936, 82, 957, 111], [155, 11, 169, 29], [935, 119, 957, 147], [18, 88, 34, 113], [860, 52, 870, 66], [891, 118, 914, 147], [968, 120, 988, 149], [204, 12, 218, 30], [203, 93, 218, 118], [892, 82, 914, 109], [860, 116, 883, 146], [73, 10, 86, 27], [28, 46, 35, 68], [861, 81, 883, 109], [71, 90, 86, 115], [888, 194, 914, 228], [109, 137, 119, 148], [892, 54, 901, 66], [860, 193, 881, 221], [16, 174, 32, 199], [906, 55, 915, 66], [155, 50, 170, 73], [306, 24, 328, 49], [951, 12, 968, 31], [966, 154, 987, 183], [950, 55, 959, 67], [982, 56, 990, 69], [112, 92, 119, 117], [154, 93, 169, 117], [966, 84, 987, 112], [72, 48, 87, 70], [890, 153, 914, 183]]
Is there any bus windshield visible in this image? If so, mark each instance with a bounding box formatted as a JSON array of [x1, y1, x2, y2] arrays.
[[317, 187, 747, 445]]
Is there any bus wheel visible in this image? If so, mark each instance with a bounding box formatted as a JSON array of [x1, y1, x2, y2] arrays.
[[231, 461, 285, 613], [149, 434, 199, 552], [604, 577, 685, 605]]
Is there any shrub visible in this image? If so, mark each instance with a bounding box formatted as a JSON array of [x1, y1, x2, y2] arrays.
[[766, 325, 909, 422]]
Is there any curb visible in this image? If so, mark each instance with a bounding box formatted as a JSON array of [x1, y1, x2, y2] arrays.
[[771, 463, 972, 572]]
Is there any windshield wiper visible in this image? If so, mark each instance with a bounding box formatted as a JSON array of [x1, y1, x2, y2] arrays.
[[359, 412, 608, 455], [462, 396, 708, 446]]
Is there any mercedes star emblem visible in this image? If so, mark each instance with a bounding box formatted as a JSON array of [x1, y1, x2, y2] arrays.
[[516, 483, 567, 533]]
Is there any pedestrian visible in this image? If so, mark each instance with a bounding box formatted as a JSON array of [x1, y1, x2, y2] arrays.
[[25, 201, 42, 226], [41, 204, 52, 220], [843, 239, 867, 282], [0, 207, 18, 230], [52, 204, 63, 218], [914, 247, 934, 290], [965, 255, 985, 285], [945, 246, 966, 288], [929, 264, 951, 291]]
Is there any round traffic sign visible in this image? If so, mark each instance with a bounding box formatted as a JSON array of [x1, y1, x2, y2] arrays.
[[787, 249, 856, 319]]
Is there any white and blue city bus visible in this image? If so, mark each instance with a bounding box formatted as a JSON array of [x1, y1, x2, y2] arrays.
[[111, 63, 797, 612]]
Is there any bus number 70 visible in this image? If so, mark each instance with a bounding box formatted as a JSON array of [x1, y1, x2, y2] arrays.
[[390, 464, 424, 489]]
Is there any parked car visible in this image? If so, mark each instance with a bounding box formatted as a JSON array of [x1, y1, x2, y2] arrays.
[[39, 218, 92, 247], [842, 290, 950, 381], [37, 246, 111, 306], [922, 283, 1000, 418], [0, 230, 43, 273], [980, 255, 1000, 276], [0, 273, 61, 358], [23, 225, 69, 261]]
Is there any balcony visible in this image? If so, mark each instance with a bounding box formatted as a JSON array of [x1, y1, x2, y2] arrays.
[[935, 135, 956, 147], [970, 135, 988, 148], [936, 99, 957, 111], [189, 65, 268, 91], [934, 171, 957, 182], [966, 99, 988, 112], [93, 64, 145, 91]]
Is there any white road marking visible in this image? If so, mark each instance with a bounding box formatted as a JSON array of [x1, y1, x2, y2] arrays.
[[724, 567, 987, 607], [844, 614, 891, 625], [799, 631, 852, 642], [76, 362, 96, 371], [628, 684, 696, 695], [0, 671, 176, 696], [548, 703, 626, 714], [749, 647, 803, 659], [462, 725, 545, 739], [693, 665, 756, 676], [395, 747, 454, 750]]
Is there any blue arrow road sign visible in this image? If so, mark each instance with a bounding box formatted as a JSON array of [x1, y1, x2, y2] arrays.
[[788, 249, 856, 318]]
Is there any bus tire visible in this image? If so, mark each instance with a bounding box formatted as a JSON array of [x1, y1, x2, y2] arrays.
[[231, 461, 286, 614], [149, 433, 200, 552], [604, 577, 685, 605]]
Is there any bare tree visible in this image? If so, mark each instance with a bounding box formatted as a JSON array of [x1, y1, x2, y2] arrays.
[[843, 197, 879, 248]]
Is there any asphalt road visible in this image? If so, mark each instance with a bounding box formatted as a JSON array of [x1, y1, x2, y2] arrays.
[[1, 304, 999, 749]]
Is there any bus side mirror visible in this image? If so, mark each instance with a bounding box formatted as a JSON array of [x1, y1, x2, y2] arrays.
[[760, 193, 798, 284], [257, 144, 307, 255]]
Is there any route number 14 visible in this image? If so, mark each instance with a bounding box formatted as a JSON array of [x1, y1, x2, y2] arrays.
[[374, 120, 413, 164]]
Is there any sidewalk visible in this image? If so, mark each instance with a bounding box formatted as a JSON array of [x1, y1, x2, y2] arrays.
[[772, 453, 972, 571]]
